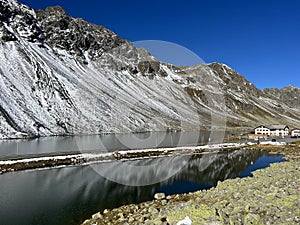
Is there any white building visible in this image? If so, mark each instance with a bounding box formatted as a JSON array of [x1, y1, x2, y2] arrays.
[[254, 125, 270, 136], [254, 125, 289, 137], [291, 128, 300, 137]]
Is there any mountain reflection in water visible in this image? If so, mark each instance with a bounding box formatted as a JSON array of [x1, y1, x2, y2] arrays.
[[0, 149, 283, 225]]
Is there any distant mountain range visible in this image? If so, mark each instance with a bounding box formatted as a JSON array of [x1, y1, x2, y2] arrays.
[[0, 0, 299, 139]]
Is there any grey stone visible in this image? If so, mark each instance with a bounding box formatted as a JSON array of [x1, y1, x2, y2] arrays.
[[154, 193, 166, 200]]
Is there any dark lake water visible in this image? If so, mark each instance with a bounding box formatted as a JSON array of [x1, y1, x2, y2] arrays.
[[0, 131, 225, 159], [0, 149, 283, 225]]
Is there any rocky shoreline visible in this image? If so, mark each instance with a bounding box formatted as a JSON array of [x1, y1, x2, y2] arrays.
[[81, 142, 300, 225]]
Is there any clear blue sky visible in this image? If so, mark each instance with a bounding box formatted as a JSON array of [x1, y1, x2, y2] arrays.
[[19, 0, 300, 89]]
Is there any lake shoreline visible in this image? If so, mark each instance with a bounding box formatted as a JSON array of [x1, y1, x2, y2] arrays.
[[0, 143, 246, 175], [81, 142, 300, 225]]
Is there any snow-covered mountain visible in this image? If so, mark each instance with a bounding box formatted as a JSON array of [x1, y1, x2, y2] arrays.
[[0, 0, 300, 139]]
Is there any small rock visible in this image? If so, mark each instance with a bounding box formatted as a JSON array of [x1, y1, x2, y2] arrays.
[[174, 194, 180, 199], [92, 212, 102, 219], [204, 222, 222, 225], [142, 213, 151, 219], [117, 212, 124, 219], [82, 219, 90, 225], [166, 196, 172, 200], [244, 213, 260, 225], [154, 193, 166, 200], [128, 217, 134, 223], [148, 206, 159, 214], [176, 216, 192, 225], [103, 209, 109, 214], [161, 200, 168, 205]]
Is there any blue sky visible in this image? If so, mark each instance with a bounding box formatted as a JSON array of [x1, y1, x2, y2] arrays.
[[19, 0, 300, 89]]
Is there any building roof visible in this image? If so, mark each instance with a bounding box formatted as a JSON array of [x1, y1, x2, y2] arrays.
[[255, 125, 289, 130], [255, 125, 269, 129], [268, 125, 289, 130], [291, 128, 300, 131]]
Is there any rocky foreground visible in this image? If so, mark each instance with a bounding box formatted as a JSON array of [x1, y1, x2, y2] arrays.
[[81, 142, 300, 225]]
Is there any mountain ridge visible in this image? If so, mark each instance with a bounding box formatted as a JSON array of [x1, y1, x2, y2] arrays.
[[0, 0, 299, 139]]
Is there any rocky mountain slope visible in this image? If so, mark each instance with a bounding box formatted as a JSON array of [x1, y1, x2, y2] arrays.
[[0, 0, 299, 139]]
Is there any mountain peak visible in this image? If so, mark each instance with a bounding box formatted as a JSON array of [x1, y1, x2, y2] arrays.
[[35, 3, 126, 61], [281, 85, 299, 91], [36, 6, 67, 18], [0, 0, 125, 60], [0, 0, 43, 42]]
